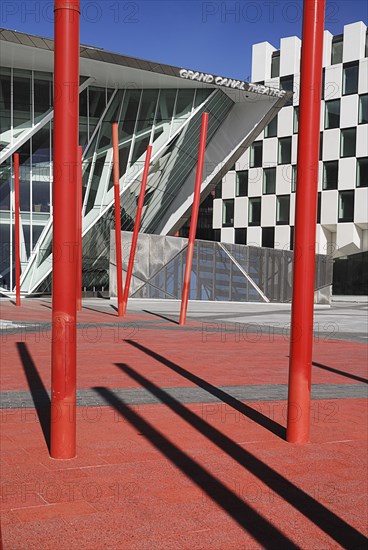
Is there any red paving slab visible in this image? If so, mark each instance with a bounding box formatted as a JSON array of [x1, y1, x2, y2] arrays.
[[1, 300, 368, 548]]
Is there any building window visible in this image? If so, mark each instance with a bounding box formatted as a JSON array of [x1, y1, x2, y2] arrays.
[[325, 99, 340, 129], [271, 51, 280, 78], [320, 132, 323, 160], [293, 107, 299, 134], [317, 192, 321, 224], [291, 165, 297, 192], [250, 141, 263, 168], [358, 94, 368, 124], [263, 168, 276, 194], [214, 181, 222, 198], [280, 75, 294, 106], [236, 171, 248, 196], [262, 227, 275, 248], [331, 35, 343, 65], [290, 226, 294, 250], [222, 199, 234, 227], [278, 137, 292, 165], [338, 191, 354, 222], [276, 195, 290, 225], [213, 229, 221, 242], [248, 197, 261, 226], [264, 115, 277, 138], [357, 158, 368, 188], [340, 128, 356, 158], [343, 62, 359, 96], [323, 161, 338, 190], [235, 228, 247, 244]]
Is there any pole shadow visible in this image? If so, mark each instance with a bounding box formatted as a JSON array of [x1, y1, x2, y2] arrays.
[[82, 305, 117, 318], [108, 362, 368, 549], [142, 309, 179, 325], [93, 385, 298, 549], [313, 361, 368, 384], [125, 339, 286, 439], [16, 342, 51, 452]]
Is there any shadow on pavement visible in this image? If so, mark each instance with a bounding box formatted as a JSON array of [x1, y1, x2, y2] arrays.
[[121, 342, 367, 549], [16, 342, 50, 452], [125, 339, 286, 439], [94, 385, 298, 549], [313, 361, 368, 384]]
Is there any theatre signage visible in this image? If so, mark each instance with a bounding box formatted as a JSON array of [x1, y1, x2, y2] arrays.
[[179, 69, 286, 98]]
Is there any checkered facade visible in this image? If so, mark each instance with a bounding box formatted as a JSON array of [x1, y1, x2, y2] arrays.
[[212, 22, 368, 257]]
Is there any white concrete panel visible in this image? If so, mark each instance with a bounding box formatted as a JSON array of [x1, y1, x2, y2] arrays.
[[251, 42, 276, 82], [362, 229, 368, 251], [264, 77, 280, 89], [336, 223, 362, 255], [262, 138, 278, 166], [213, 199, 222, 229], [280, 36, 301, 77], [343, 22, 366, 63], [355, 188, 368, 228], [321, 190, 338, 225], [322, 31, 333, 68], [356, 124, 368, 158], [234, 197, 248, 228], [340, 95, 358, 128], [291, 134, 298, 164], [277, 105, 293, 137], [261, 195, 276, 226], [323, 129, 340, 161], [276, 165, 292, 195], [248, 168, 263, 197], [222, 172, 236, 199], [290, 193, 296, 226], [316, 225, 330, 254], [221, 227, 234, 244], [318, 161, 323, 192], [324, 65, 342, 100], [274, 226, 290, 250], [247, 227, 261, 247], [358, 59, 368, 94], [338, 158, 356, 190], [237, 148, 250, 170]]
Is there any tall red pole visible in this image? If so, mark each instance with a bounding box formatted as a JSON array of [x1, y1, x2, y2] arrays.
[[287, 0, 325, 444], [112, 123, 124, 316], [122, 144, 152, 315], [76, 145, 82, 311], [51, 0, 80, 459], [13, 153, 21, 306], [179, 112, 208, 326]]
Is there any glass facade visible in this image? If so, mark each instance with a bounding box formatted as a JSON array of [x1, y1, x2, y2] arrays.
[[1, 64, 224, 292], [0, 67, 116, 291]]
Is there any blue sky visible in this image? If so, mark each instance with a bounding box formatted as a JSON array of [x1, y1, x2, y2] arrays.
[[1, 1, 367, 79]]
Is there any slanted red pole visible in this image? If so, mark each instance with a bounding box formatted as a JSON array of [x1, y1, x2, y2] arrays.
[[179, 112, 208, 326], [51, 0, 80, 459], [122, 144, 152, 315], [287, 0, 325, 444], [76, 145, 82, 311], [13, 153, 21, 306], [112, 123, 124, 316]]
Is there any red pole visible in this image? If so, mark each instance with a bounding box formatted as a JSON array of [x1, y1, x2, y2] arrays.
[[112, 123, 124, 316], [287, 0, 325, 444], [13, 153, 21, 306], [51, 0, 80, 459], [179, 112, 208, 326], [76, 145, 82, 311], [122, 144, 152, 315]]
